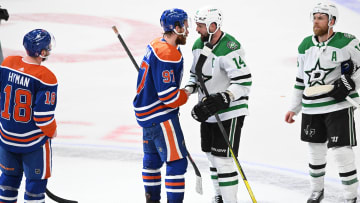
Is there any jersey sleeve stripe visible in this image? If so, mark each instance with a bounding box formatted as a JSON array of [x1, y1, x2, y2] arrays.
[[159, 89, 179, 101], [36, 119, 57, 137], [34, 111, 55, 116], [136, 104, 168, 117], [158, 87, 177, 96], [33, 116, 53, 122], [35, 118, 55, 127], [163, 90, 188, 108], [134, 100, 162, 111]]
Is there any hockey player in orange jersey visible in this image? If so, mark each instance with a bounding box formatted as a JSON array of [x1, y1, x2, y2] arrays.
[[0, 29, 58, 203]]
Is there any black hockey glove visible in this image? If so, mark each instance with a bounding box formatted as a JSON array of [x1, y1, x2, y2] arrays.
[[327, 74, 356, 102], [191, 92, 231, 122], [191, 102, 212, 122], [341, 59, 355, 75]]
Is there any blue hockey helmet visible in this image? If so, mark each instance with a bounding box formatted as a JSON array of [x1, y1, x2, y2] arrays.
[[23, 29, 53, 57], [160, 8, 188, 32]]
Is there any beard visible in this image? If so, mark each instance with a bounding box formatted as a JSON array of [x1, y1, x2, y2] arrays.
[[176, 34, 187, 45], [313, 25, 328, 37], [200, 33, 210, 42]]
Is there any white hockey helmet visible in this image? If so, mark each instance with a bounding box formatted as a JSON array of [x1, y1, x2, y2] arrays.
[[311, 1, 338, 27], [194, 6, 223, 34]]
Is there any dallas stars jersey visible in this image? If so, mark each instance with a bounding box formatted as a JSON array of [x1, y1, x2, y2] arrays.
[[290, 32, 360, 114], [0, 56, 57, 153], [133, 37, 188, 127], [186, 33, 252, 123]]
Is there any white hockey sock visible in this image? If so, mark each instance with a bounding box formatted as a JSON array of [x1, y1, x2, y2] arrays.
[[206, 152, 221, 196], [308, 143, 327, 192], [332, 146, 359, 199], [213, 156, 238, 203]]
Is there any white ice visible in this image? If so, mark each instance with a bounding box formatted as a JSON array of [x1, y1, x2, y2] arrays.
[[0, 0, 360, 202]]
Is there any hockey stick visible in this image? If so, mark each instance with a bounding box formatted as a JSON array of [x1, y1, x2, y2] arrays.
[[195, 43, 257, 203], [46, 188, 78, 203], [111, 26, 203, 194], [304, 71, 360, 108]]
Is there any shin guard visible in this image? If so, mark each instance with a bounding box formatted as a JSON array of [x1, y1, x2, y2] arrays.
[[24, 179, 47, 202], [332, 146, 359, 199], [143, 153, 164, 201], [206, 152, 221, 196], [213, 156, 238, 203], [308, 143, 327, 192], [166, 158, 187, 203], [0, 174, 22, 203]]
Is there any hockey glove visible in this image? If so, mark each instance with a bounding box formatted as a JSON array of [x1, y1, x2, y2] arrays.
[[203, 92, 231, 115], [327, 74, 356, 102], [191, 102, 212, 122], [191, 92, 231, 122], [341, 59, 355, 75]]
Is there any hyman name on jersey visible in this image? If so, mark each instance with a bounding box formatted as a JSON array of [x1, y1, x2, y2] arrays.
[[8, 72, 30, 88]]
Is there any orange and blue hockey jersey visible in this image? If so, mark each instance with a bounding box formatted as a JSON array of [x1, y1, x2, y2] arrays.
[[0, 56, 57, 153], [134, 37, 188, 127]]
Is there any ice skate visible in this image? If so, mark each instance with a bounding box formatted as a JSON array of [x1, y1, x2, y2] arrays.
[[213, 195, 223, 203], [307, 189, 324, 203]]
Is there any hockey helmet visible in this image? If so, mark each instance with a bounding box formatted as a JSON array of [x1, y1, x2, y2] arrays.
[[194, 6, 223, 34], [311, 1, 338, 27], [23, 29, 54, 57], [160, 8, 188, 32]]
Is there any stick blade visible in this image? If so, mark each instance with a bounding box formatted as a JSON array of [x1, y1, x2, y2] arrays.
[[195, 176, 203, 195], [304, 85, 334, 97]]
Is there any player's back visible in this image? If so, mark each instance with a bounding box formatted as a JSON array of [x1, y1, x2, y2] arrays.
[[0, 56, 58, 153]]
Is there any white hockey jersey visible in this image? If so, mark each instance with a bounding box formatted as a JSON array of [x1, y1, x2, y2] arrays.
[[186, 33, 252, 123], [290, 32, 360, 115]]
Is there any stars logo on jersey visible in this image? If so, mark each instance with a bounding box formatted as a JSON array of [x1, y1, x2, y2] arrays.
[[198, 73, 212, 93], [305, 60, 335, 86], [227, 41, 238, 50]]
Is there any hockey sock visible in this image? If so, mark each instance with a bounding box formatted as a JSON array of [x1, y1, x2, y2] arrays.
[[308, 143, 327, 192], [0, 174, 22, 203], [332, 146, 359, 199], [166, 158, 187, 203], [213, 156, 238, 203], [206, 152, 221, 196], [24, 179, 47, 202], [143, 153, 164, 201]]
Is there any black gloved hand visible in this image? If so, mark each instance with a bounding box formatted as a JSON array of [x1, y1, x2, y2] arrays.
[[191, 102, 212, 122], [327, 74, 355, 102], [191, 92, 231, 122]]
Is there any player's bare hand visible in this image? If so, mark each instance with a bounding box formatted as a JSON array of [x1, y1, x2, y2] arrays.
[[285, 111, 296, 123]]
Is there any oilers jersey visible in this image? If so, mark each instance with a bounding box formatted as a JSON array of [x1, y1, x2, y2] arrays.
[[134, 37, 188, 127], [290, 32, 360, 114], [0, 56, 57, 153]]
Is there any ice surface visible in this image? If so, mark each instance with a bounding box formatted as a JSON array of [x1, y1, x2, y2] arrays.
[[0, 0, 360, 202]]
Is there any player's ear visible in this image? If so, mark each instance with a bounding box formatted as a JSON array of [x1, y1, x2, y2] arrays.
[[40, 49, 46, 57]]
